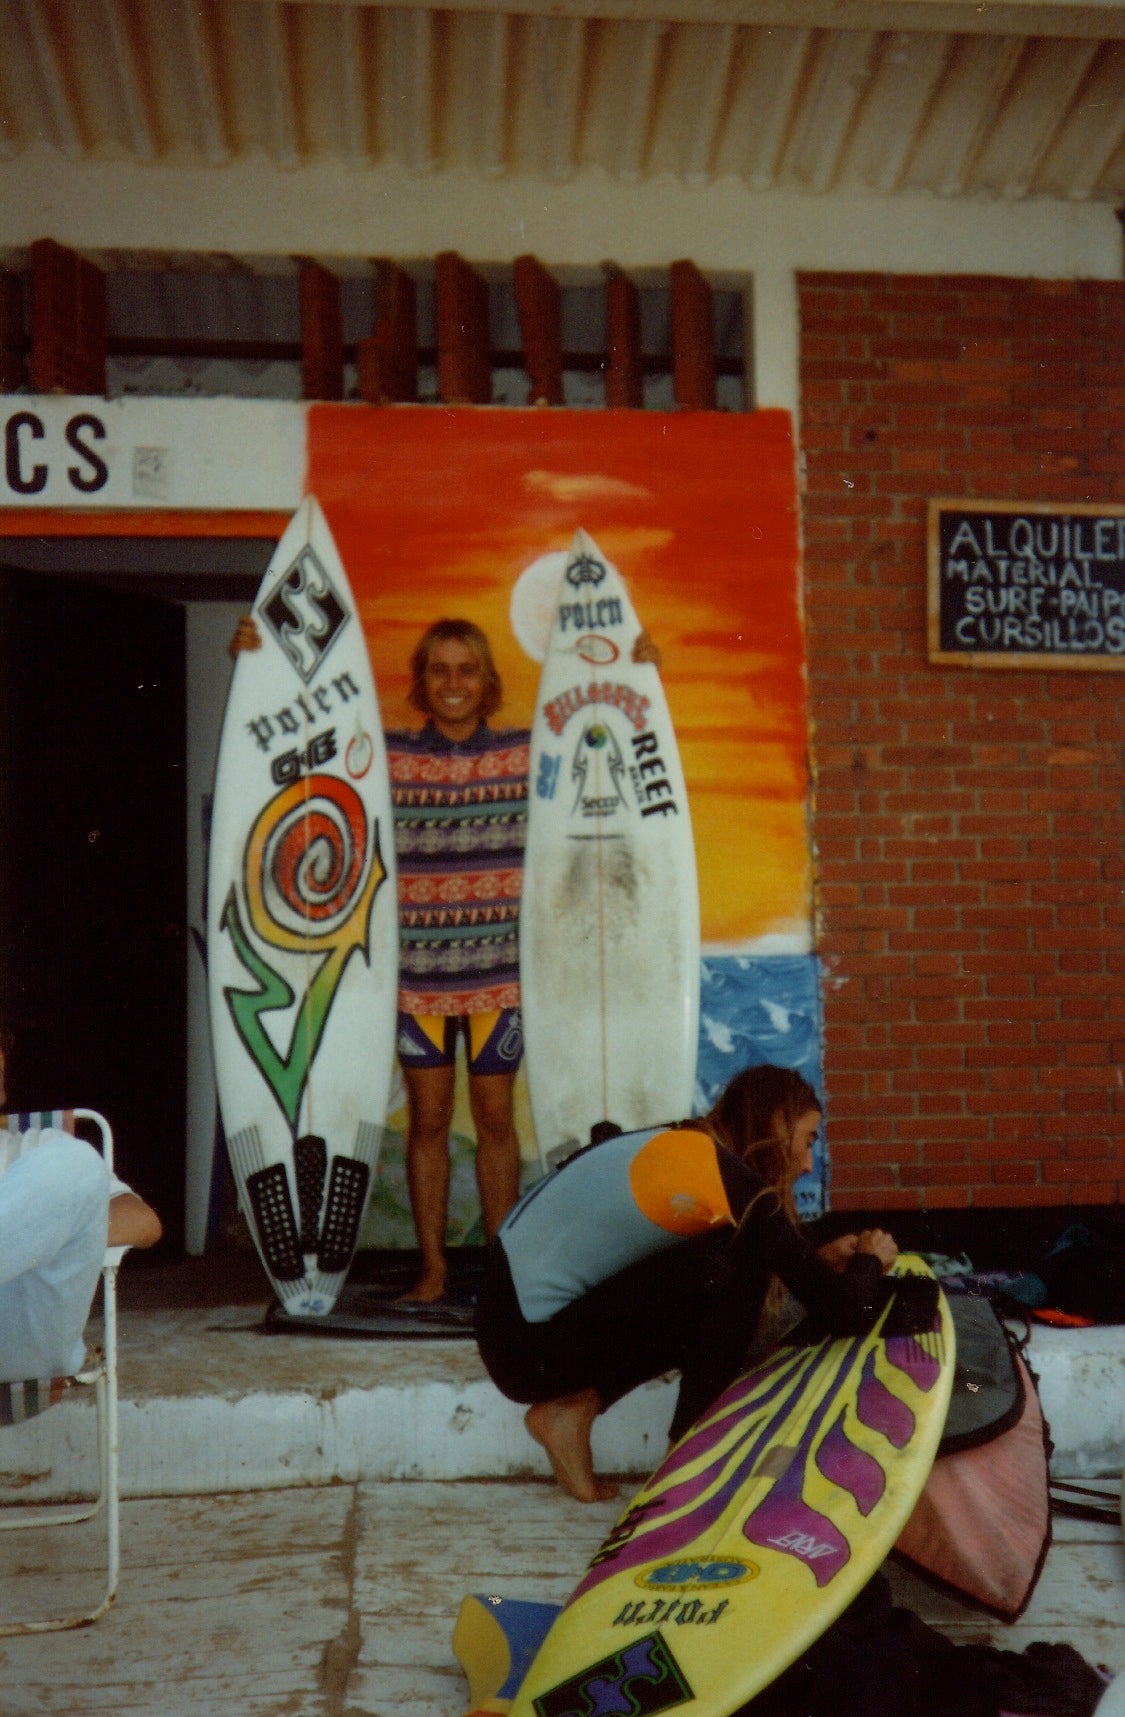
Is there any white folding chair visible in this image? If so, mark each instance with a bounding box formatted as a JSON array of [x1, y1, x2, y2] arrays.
[[0, 1107, 126, 1633]]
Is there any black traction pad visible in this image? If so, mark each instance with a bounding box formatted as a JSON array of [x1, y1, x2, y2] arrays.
[[316, 1154, 371, 1274], [293, 1134, 327, 1255], [246, 1163, 305, 1281]]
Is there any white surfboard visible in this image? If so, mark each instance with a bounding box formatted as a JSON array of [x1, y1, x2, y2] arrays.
[[206, 497, 398, 1315], [520, 529, 700, 1163]]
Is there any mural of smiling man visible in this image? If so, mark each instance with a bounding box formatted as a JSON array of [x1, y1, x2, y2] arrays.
[[301, 403, 826, 1245]]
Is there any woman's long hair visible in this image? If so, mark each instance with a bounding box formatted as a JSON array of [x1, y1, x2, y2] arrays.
[[702, 1063, 822, 1329], [408, 618, 504, 721], [704, 1063, 821, 1223]]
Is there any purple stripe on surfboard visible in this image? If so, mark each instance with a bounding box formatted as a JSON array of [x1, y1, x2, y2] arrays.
[[885, 1331, 941, 1393], [742, 1434, 852, 1588], [656, 1345, 823, 1482], [739, 1334, 897, 1587], [589, 1348, 844, 1565], [571, 1332, 872, 1603], [815, 1412, 886, 1516], [571, 1446, 758, 1603], [855, 1349, 916, 1448], [572, 1409, 803, 1603]]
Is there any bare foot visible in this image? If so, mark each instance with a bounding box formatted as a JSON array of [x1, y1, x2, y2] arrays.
[[396, 1268, 446, 1304], [525, 1391, 620, 1504]]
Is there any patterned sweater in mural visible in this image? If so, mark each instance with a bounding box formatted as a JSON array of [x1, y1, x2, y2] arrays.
[[386, 720, 530, 1015]]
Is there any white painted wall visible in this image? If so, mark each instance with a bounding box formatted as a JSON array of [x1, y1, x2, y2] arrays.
[[3, 153, 1119, 282]]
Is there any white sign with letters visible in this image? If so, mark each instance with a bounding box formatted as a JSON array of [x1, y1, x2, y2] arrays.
[[0, 396, 306, 511]]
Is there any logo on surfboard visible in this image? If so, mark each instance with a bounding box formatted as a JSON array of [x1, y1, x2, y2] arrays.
[[636, 1559, 758, 1590], [534, 1633, 692, 1717], [565, 550, 607, 590], [572, 721, 628, 818], [575, 633, 619, 665], [259, 544, 349, 684]]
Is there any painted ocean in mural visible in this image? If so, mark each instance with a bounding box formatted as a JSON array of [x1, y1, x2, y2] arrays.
[[696, 953, 825, 1218]]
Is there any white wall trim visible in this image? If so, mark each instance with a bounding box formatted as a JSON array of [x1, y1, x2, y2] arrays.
[[1, 148, 1119, 282]]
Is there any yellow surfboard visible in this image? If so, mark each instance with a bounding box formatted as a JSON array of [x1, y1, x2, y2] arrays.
[[505, 1257, 952, 1717]]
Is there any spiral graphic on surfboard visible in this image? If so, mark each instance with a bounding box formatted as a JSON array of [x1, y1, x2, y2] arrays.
[[222, 774, 386, 1135], [248, 773, 373, 944]]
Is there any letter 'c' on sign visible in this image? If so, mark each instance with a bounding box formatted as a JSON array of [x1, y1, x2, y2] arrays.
[[5, 412, 47, 494]]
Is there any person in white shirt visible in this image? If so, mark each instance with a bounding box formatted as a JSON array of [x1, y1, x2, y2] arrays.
[[0, 1044, 161, 1382]]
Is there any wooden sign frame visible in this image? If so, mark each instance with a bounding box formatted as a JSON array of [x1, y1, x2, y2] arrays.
[[927, 498, 1125, 672]]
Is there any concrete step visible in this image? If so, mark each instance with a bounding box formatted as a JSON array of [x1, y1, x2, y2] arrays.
[[3, 1292, 1123, 1502]]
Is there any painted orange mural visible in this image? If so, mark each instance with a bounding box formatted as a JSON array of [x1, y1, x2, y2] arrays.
[[306, 406, 809, 948]]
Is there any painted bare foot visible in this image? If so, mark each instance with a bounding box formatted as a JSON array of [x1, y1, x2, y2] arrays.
[[396, 1267, 447, 1304], [525, 1391, 620, 1504]]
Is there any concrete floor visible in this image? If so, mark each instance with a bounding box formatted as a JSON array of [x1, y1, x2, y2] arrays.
[[0, 1249, 1122, 1714], [0, 1480, 1121, 1716]]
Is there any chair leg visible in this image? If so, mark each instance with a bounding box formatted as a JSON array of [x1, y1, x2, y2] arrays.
[[0, 1105, 124, 1632], [103, 1318, 121, 1615], [0, 1278, 122, 1632], [0, 1373, 108, 1532]]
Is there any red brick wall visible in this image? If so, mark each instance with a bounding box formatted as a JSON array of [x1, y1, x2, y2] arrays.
[[798, 273, 1125, 1211]]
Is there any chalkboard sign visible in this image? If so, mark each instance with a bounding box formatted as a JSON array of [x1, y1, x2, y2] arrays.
[[927, 499, 1125, 671]]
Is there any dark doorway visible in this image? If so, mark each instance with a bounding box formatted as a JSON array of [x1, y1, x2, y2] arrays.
[[0, 566, 187, 1245]]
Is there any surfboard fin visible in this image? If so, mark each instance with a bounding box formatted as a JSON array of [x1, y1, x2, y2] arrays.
[[883, 1274, 940, 1336]]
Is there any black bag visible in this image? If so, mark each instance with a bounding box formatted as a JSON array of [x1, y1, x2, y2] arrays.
[[941, 1294, 1027, 1455], [738, 1571, 1108, 1716]]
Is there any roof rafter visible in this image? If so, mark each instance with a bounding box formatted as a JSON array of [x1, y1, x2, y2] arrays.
[[258, 0, 1125, 43]]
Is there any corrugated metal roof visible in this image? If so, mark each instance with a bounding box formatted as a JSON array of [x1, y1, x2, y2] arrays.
[[0, 0, 1122, 203]]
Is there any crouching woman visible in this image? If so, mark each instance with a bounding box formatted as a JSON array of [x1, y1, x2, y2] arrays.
[[475, 1064, 932, 1502]]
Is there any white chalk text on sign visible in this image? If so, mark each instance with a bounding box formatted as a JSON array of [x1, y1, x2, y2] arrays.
[[927, 499, 1125, 671]]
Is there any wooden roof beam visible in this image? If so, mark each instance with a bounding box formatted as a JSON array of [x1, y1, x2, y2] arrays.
[[0, 269, 25, 391], [30, 238, 106, 396], [357, 261, 417, 404], [514, 254, 563, 405], [298, 259, 343, 401], [435, 252, 491, 405], [603, 266, 643, 410], [670, 258, 716, 410]]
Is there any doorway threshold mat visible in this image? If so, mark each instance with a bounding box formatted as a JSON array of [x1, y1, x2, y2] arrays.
[[263, 1281, 477, 1339]]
